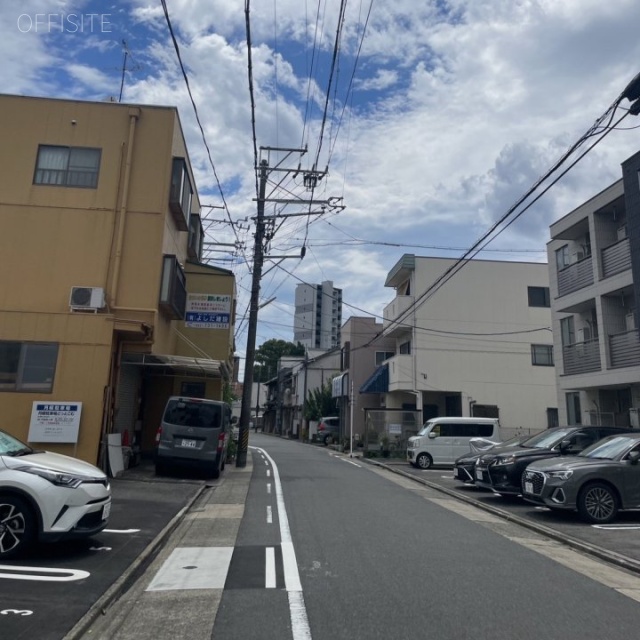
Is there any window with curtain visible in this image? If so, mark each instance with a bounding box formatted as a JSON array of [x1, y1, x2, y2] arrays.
[[34, 145, 101, 188], [531, 344, 554, 366]]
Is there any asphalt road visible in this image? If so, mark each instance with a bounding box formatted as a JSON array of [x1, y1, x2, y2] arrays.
[[226, 436, 640, 640]]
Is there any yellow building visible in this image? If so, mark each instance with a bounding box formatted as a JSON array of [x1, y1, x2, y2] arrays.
[[0, 94, 236, 466]]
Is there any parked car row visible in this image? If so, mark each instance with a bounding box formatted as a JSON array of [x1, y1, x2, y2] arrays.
[[452, 426, 640, 524]]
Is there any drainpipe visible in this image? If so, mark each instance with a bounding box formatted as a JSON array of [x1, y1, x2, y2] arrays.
[[109, 108, 140, 307]]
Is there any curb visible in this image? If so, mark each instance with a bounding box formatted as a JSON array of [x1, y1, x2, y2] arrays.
[[62, 482, 207, 640], [363, 458, 640, 576]]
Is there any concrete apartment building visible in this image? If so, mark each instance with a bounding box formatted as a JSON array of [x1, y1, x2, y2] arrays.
[[377, 254, 558, 434], [293, 280, 342, 350], [547, 150, 640, 427], [0, 94, 235, 466]]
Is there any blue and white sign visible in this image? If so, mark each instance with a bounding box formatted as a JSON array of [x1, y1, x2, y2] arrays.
[[185, 312, 231, 329], [28, 402, 83, 443], [185, 294, 231, 329]]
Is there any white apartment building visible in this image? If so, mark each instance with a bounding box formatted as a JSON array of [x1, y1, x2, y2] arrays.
[[379, 254, 558, 433], [547, 149, 640, 427], [293, 281, 342, 350]]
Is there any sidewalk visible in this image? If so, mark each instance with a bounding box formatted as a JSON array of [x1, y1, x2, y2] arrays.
[[65, 455, 253, 640]]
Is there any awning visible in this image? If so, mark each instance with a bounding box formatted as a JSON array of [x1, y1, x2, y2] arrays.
[[332, 372, 349, 398], [359, 364, 388, 394], [122, 353, 229, 379]]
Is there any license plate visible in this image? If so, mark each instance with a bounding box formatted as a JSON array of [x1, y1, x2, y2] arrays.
[[476, 468, 483, 480], [181, 439, 197, 448], [524, 481, 533, 494], [102, 501, 111, 521]]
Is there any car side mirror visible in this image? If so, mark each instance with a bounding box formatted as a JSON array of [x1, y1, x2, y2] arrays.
[[559, 439, 573, 454], [428, 431, 437, 439], [629, 450, 640, 465]]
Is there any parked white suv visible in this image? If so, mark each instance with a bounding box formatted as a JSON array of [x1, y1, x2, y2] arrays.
[[0, 428, 111, 559]]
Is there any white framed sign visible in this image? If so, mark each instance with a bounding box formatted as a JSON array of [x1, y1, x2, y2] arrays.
[[28, 402, 83, 443], [185, 293, 231, 329]]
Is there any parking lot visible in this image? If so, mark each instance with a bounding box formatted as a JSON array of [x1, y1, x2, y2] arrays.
[[0, 471, 204, 640], [375, 459, 640, 571]]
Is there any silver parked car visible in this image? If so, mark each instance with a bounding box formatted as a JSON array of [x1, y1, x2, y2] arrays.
[[155, 397, 235, 478], [522, 432, 640, 524]]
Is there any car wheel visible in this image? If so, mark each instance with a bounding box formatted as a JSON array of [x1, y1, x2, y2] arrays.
[[324, 435, 333, 445], [577, 482, 619, 524], [0, 496, 36, 559], [416, 453, 433, 470]]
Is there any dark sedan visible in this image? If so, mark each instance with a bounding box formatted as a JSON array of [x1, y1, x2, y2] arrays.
[[454, 436, 527, 485], [473, 426, 632, 497], [523, 433, 640, 523]]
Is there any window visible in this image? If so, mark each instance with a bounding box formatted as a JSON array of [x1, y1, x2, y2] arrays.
[[560, 317, 575, 347], [528, 286, 550, 308], [531, 344, 554, 366], [375, 351, 394, 366], [399, 341, 411, 355], [555, 245, 570, 270], [169, 158, 193, 231], [0, 341, 58, 392], [159, 255, 187, 320], [34, 145, 101, 188]]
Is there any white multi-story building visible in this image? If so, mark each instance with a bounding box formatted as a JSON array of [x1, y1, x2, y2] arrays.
[[547, 149, 640, 427], [294, 280, 342, 350], [379, 254, 558, 433]]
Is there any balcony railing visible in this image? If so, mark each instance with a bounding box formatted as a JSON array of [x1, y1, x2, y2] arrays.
[[383, 295, 414, 335], [609, 329, 640, 369], [557, 255, 593, 297], [562, 338, 600, 375], [602, 237, 631, 279], [586, 410, 630, 427]]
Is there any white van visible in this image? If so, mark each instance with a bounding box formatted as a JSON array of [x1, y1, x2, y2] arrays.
[[407, 417, 501, 469]]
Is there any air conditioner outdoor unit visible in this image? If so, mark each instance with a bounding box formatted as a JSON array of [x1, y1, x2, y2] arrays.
[[69, 286, 105, 310], [571, 250, 585, 264], [626, 312, 636, 332], [577, 327, 591, 343]]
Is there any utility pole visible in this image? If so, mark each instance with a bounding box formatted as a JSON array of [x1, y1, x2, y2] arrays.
[[236, 159, 268, 467], [236, 147, 338, 467]]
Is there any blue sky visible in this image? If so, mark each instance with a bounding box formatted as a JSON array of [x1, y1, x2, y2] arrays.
[[4, 0, 640, 366]]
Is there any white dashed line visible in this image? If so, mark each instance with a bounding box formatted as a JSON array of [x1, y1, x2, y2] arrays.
[[265, 547, 276, 588]]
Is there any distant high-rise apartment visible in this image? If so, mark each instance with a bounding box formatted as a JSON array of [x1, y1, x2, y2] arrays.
[[294, 281, 342, 349]]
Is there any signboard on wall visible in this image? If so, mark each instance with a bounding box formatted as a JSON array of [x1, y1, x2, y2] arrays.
[[185, 294, 231, 329], [28, 402, 83, 443]]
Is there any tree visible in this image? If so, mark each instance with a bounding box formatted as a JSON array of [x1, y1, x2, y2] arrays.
[[253, 339, 305, 382], [304, 379, 337, 422]]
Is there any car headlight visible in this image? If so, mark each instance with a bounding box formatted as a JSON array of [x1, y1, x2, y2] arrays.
[[17, 465, 88, 489], [493, 455, 516, 466], [546, 470, 573, 480]]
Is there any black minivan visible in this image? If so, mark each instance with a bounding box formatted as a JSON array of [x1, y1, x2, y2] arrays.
[[155, 396, 235, 477]]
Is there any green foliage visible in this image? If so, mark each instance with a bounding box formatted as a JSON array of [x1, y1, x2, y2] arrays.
[[253, 339, 305, 382], [223, 381, 236, 404], [304, 379, 337, 422]]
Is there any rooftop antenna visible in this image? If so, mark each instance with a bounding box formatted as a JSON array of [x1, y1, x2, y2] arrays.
[[119, 40, 129, 102]]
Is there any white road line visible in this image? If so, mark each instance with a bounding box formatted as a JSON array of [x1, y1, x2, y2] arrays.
[[337, 457, 361, 467], [0, 566, 90, 582], [593, 525, 640, 530], [267, 482, 272, 494], [265, 547, 276, 588], [256, 447, 312, 640], [102, 528, 141, 534], [267, 469, 271, 477], [267, 505, 273, 523]]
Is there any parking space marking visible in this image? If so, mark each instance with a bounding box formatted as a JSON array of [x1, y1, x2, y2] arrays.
[[592, 525, 640, 530], [102, 528, 141, 534], [0, 565, 90, 582]]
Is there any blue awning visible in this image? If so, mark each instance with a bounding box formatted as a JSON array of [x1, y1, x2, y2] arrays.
[[359, 364, 388, 394]]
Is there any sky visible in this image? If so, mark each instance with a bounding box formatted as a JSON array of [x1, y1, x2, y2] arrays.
[[4, 0, 640, 369]]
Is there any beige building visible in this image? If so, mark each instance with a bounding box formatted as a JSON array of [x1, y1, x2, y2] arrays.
[[0, 94, 236, 466]]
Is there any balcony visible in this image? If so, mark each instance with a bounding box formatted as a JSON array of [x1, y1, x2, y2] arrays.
[[602, 237, 631, 279], [557, 255, 593, 297], [609, 329, 640, 369], [562, 338, 601, 375], [383, 295, 414, 336], [387, 354, 414, 391]]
